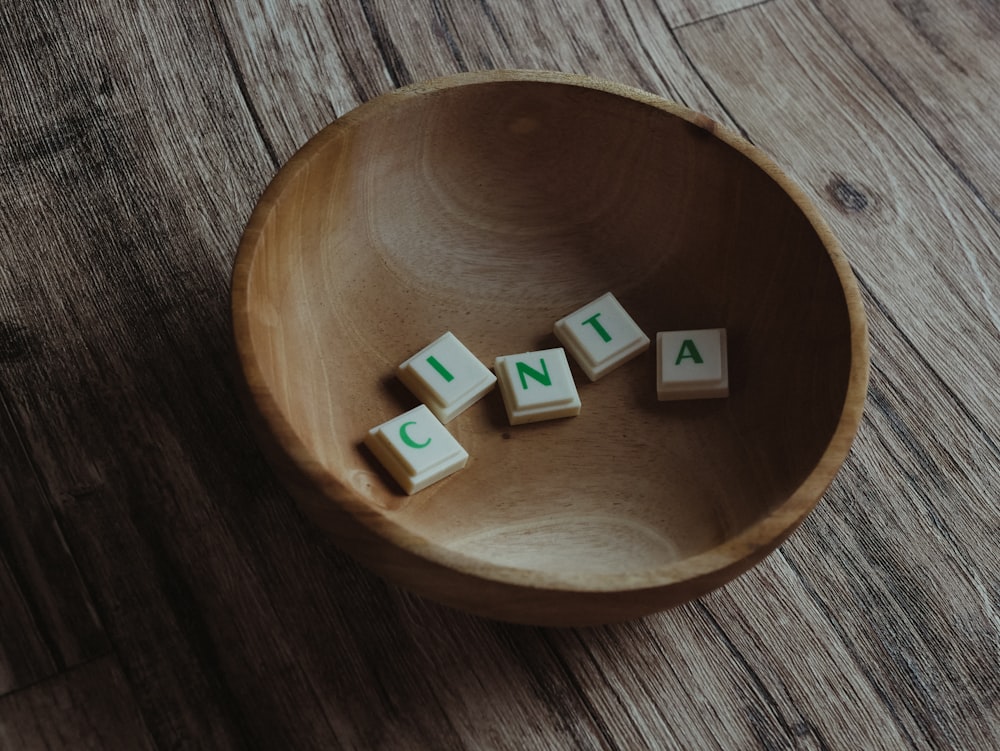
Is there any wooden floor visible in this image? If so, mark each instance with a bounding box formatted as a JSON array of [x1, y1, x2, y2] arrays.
[[2, 0, 998, 748]]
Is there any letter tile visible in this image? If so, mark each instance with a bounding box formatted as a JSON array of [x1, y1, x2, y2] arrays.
[[494, 347, 581, 425], [398, 331, 497, 422], [656, 328, 729, 401], [365, 404, 469, 494], [554, 292, 650, 380]]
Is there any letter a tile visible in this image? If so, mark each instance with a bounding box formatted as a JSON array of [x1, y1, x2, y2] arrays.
[[656, 328, 729, 401]]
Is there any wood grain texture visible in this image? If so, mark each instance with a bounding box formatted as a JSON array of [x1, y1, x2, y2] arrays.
[[815, 0, 1000, 213], [0, 390, 109, 695], [0, 657, 154, 750], [659, 0, 773, 28], [1, 0, 997, 747], [0, 551, 52, 695]]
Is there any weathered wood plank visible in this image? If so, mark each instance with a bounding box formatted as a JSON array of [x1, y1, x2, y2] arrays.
[[0, 656, 155, 750], [275, 580, 619, 749], [814, 0, 1000, 215], [0, 2, 298, 747], [677, 0, 1000, 435], [546, 587, 913, 749], [0, 385, 109, 689], [368, 0, 714, 107], [0, 392, 59, 694], [661, 0, 774, 28], [213, 0, 738, 164], [772, 289, 1000, 749], [210, 0, 391, 162], [3, 3, 616, 748], [676, 2, 1000, 747], [60, 475, 623, 749], [0, 550, 53, 696]]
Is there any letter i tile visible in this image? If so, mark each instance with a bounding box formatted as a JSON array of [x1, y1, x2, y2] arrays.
[[365, 404, 469, 494], [398, 331, 496, 423]]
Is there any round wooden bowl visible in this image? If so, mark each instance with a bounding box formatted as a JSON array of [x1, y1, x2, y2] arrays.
[[231, 70, 869, 626]]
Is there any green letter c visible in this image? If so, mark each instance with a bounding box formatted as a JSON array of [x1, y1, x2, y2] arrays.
[[399, 421, 431, 449]]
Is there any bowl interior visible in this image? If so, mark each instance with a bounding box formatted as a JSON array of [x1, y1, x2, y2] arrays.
[[238, 77, 854, 582]]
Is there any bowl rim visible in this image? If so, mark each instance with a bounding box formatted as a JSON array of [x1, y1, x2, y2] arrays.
[[231, 68, 870, 594]]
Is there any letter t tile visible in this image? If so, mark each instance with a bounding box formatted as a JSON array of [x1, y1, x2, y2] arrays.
[[554, 292, 650, 380]]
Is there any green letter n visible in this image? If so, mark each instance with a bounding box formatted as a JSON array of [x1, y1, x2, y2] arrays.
[[675, 339, 704, 365], [516, 359, 551, 390]]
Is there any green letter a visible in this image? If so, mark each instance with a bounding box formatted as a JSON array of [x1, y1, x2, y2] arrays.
[[675, 339, 704, 365]]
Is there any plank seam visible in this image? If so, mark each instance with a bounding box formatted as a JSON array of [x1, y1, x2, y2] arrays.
[[0, 382, 90, 674], [0, 653, 112, 703], [661, 11, 752, 139], [670, 0, 778, 31]]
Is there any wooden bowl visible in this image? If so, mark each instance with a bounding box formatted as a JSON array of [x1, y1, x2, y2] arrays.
[[231, 70, 868, 626]]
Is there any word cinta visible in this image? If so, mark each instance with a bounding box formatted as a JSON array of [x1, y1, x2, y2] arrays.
[[365, 292, 729, 494]]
